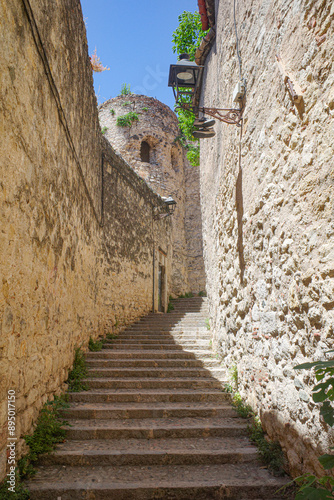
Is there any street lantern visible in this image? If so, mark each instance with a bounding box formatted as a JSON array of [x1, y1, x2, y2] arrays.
[[154, 196, 177, 220], [168, 54, 203, 111], [168, 54, 244, 126]]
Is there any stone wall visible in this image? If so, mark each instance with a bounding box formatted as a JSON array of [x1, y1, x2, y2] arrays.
[[0, 0, 171, 479], [99, 95, 206, 296], [200, 0, 334, 476]]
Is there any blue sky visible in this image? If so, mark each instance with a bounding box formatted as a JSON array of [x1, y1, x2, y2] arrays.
[[80, 0, 198, 110]]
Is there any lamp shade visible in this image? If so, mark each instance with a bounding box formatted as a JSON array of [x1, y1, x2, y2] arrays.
[[168, 54, 202, 89]]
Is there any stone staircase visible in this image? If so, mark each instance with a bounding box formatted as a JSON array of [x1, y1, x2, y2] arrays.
[[26, 297, 290, 499]]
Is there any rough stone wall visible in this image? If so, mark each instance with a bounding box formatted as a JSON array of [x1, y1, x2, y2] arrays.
[[200, 0, 334, 477], [184, 160, 206, 294], [99, 95, 206, 296], [0, 0, 171, 479]]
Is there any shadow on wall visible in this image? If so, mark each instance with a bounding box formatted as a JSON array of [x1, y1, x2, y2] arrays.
[[235, 124, 245, 284]]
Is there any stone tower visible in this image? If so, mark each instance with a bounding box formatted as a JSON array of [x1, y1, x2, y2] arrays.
[[99, 94, 206, 296]]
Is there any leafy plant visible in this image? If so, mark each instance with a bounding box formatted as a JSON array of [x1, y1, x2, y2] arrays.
[[171, 11, 208, 167], [119, 83, 132, 96], [0, 473, 30, 499], [224, 366, 285, 475], [88, 337, 103, 352], [101, 126, 108, 134], [141, 107, 148, 111], [205, 318, 210, 330], [198, 290, 207, 297], [110, 108, 115, 115], [289, 353, 334, 498], [232, 392, 253, 418], [18, 396, 69, 479], [248, 417, 285, 475], [121, 101, 132, 107], [105, 332, 117, 340], [67, 348, 89, 392], [178, 292, 194, 298], [167, 296, 175, 313], [116, 112, 139, 127]]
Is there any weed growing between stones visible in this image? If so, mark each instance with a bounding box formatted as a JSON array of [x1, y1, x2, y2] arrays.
[[88, 337, 103, 351], [0, 472, 30, 500], [0, 396, 69, 497], [119, 83, 132, 95], [178, 292, 194, 298], [18, 396, 69, 479], [105, 332, 118, 340], [101, 126, 108, 134], [67, 348, 89, 392], [110, 108, 115, 115], [224, 366, 286, 475], [205, 318, 210, 330], [116, 112, 139, 127], [198, 290, 207, 297]]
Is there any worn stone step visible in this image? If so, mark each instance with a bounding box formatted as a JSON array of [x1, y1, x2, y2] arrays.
[[87, 368, 213, 378], [62, 402, 237, 420], [26, 463, 290, 500], [85, 350, 198, 359], [68, 389, 230, 404], [102, 343, 184, 350], [86, 358, 205, 368], [39, 436, 257, 467], [84, 377, 222, 390], [64, 417, 249, 440]]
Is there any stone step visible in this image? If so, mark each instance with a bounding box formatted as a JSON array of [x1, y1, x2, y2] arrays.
[[68, 389, 230, 404], [112, 334, 212, 341], [86, 358, 205, 368], [102, 344, 184, 350], [39, 436, 257, 467], [62, 402, 236, 420], [84, 377, 222, 390], [85, 350, 198, 359], [64, 417, 249, 440], [26, 463, 289, 500], [87, 368, 213, 378]]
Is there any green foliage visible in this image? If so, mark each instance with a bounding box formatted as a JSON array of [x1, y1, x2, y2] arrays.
[[232, 392, 253, 418], [172, 11, 207, 61], [167, 300, 175, 313], [88, 337, 103, 352], [248, 417, 285, 475], [292, 353, 334, 497], [198, 290, 207, 297], [178, 292, 194, 298], [116, 112, 139, 127], [141, 107, 148, 111], [67, 348, 89, 392], [171, 11, 208, 167], [105, 332, 117, 340], [110, 108, 115, 115], [282, 474, 334, 499], [223, 366, 285, 475], [18, 396, 69, 479], [101, 126, 108, 134], [229, 365, 239, 390], [119, 83, 132, 95], [121, 101, 132, 107], [186, 145, 200, 166], [0, 473, 30, 499], [205, 318, 210, 330]]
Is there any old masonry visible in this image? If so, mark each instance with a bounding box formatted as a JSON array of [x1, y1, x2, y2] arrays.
[[1, 0, 334, 495]]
